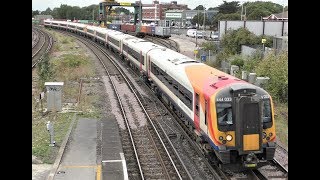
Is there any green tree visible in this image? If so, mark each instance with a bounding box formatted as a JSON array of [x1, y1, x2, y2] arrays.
[[32, 10, 40, 17], [242, 1, 283, 20], [194, 5, 205, 10], [217, 1, 240, 14], [41, 8, 52, 15], [51, 8, 59, 18], [220, 27, 257, 54], [192, 12, 210, 26], [114, 7, 130, 15], [201, 41, 218, 54]]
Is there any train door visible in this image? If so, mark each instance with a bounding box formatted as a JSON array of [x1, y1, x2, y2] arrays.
[[147, 55, 151, 78], [200, 98, 208, 134], [235, 96, 262, 155], [204, 99, 208, 134], [194, 93, 200, 131], [120, 39, 123, 56], [139, 51, 143, 72]]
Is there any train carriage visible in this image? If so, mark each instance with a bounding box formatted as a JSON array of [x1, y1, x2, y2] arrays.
[[106, 31, 131, 55], [146, 47, 276, 169], [86, 25, 99, 40], [43, 20, 52, 27], [59, 21, 69, 31], [74, 23, 87, 35], [122, 37, 165, 76]]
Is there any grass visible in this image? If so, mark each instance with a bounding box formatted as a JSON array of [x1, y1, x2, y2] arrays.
[[32, 113, 75, 164], [32, 29, 101, 163], [274, 102, 288, 148]]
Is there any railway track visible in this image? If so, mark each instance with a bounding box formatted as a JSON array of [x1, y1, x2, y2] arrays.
[[58, 30, 191, 179], [32, 28, 40, 49], [32, 27, 53, 68], [229, 150, 288, 180]]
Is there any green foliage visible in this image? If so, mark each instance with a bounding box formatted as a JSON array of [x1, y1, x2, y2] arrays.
[[242, 1, 283, 20], [114, 7, 130, 15], [60, 54, 88, 68], [37, 53, 54, 90], [201, 41, 218, 54], [220, 28, 273, 55], [230, 55, 244, 68], [217, 1, 240, 14], [32, 10, 40, 17], [41, 8, 52, 15], [221, 28, 255, 54], [34, 4, 131, 20], [215, 51, 231, 67], [246, 8, 271, 20], [194, 5, 205, 10], [61, 37, 70, 44], [242, 51, 262, 72], [192, 13, 211, 26], [255, 52, 288, 102]]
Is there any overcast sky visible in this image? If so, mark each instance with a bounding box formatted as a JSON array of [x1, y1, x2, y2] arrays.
[[32, 0, 288, 11]]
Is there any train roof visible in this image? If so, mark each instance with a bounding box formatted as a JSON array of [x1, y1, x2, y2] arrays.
[[74, 23, 87, 27], [107, 30, 131, 40], [96, 27, 115, 34], [123, 37, 165, 54], [149, 48, 199, 91]]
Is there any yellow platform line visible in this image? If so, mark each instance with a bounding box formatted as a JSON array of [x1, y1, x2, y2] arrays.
[[96, 165, 101, 180]]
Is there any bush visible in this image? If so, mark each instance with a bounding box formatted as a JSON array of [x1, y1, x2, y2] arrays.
[[230, 55, 245, 68], [215, 51, 230, 67], [255, 52, 288, 102], [220, 28, 274, 55], [37, 53, 55, 90], [201, 41, 218, 54]]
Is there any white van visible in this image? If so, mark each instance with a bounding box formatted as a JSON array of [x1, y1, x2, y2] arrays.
[[186, 29, 197, 37]]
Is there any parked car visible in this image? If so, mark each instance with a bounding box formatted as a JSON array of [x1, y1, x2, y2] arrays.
[[205, 31, 219, 41], [187, 25, 196, 29], [196, 31, 205, 38], [186, 29, 197, 37]]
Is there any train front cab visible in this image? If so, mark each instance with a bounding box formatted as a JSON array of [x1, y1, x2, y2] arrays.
[[210, 83, 276, 169]]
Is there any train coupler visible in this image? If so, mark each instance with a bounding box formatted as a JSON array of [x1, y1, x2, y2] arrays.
[[243, 153, 258, 168]]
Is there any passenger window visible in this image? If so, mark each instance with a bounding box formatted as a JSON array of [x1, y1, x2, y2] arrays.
[[263, 99, 272, 123], [216, 103, 233, 125]]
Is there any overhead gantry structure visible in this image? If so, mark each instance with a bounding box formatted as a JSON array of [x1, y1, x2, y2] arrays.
[[99, 0, 142, 32]]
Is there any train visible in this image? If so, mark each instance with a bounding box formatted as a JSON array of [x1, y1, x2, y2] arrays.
[[115, 23, 171, 38], [44, 20, 276, 170]]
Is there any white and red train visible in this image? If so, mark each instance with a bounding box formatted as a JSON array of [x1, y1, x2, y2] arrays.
[[44, 20, 277, 169]]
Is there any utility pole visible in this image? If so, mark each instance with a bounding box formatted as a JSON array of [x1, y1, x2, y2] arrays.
[[140, 0, 142, 26], [197, 9, 199, 30], [92, 9, 94, 21], [203, 7, 205, 31]]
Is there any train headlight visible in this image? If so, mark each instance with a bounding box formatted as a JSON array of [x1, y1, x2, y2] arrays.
[[226, 135, 233, 141], [269, 132, 273, 137], [263, 132, 267, 139], [219, 136, 223, 140]]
